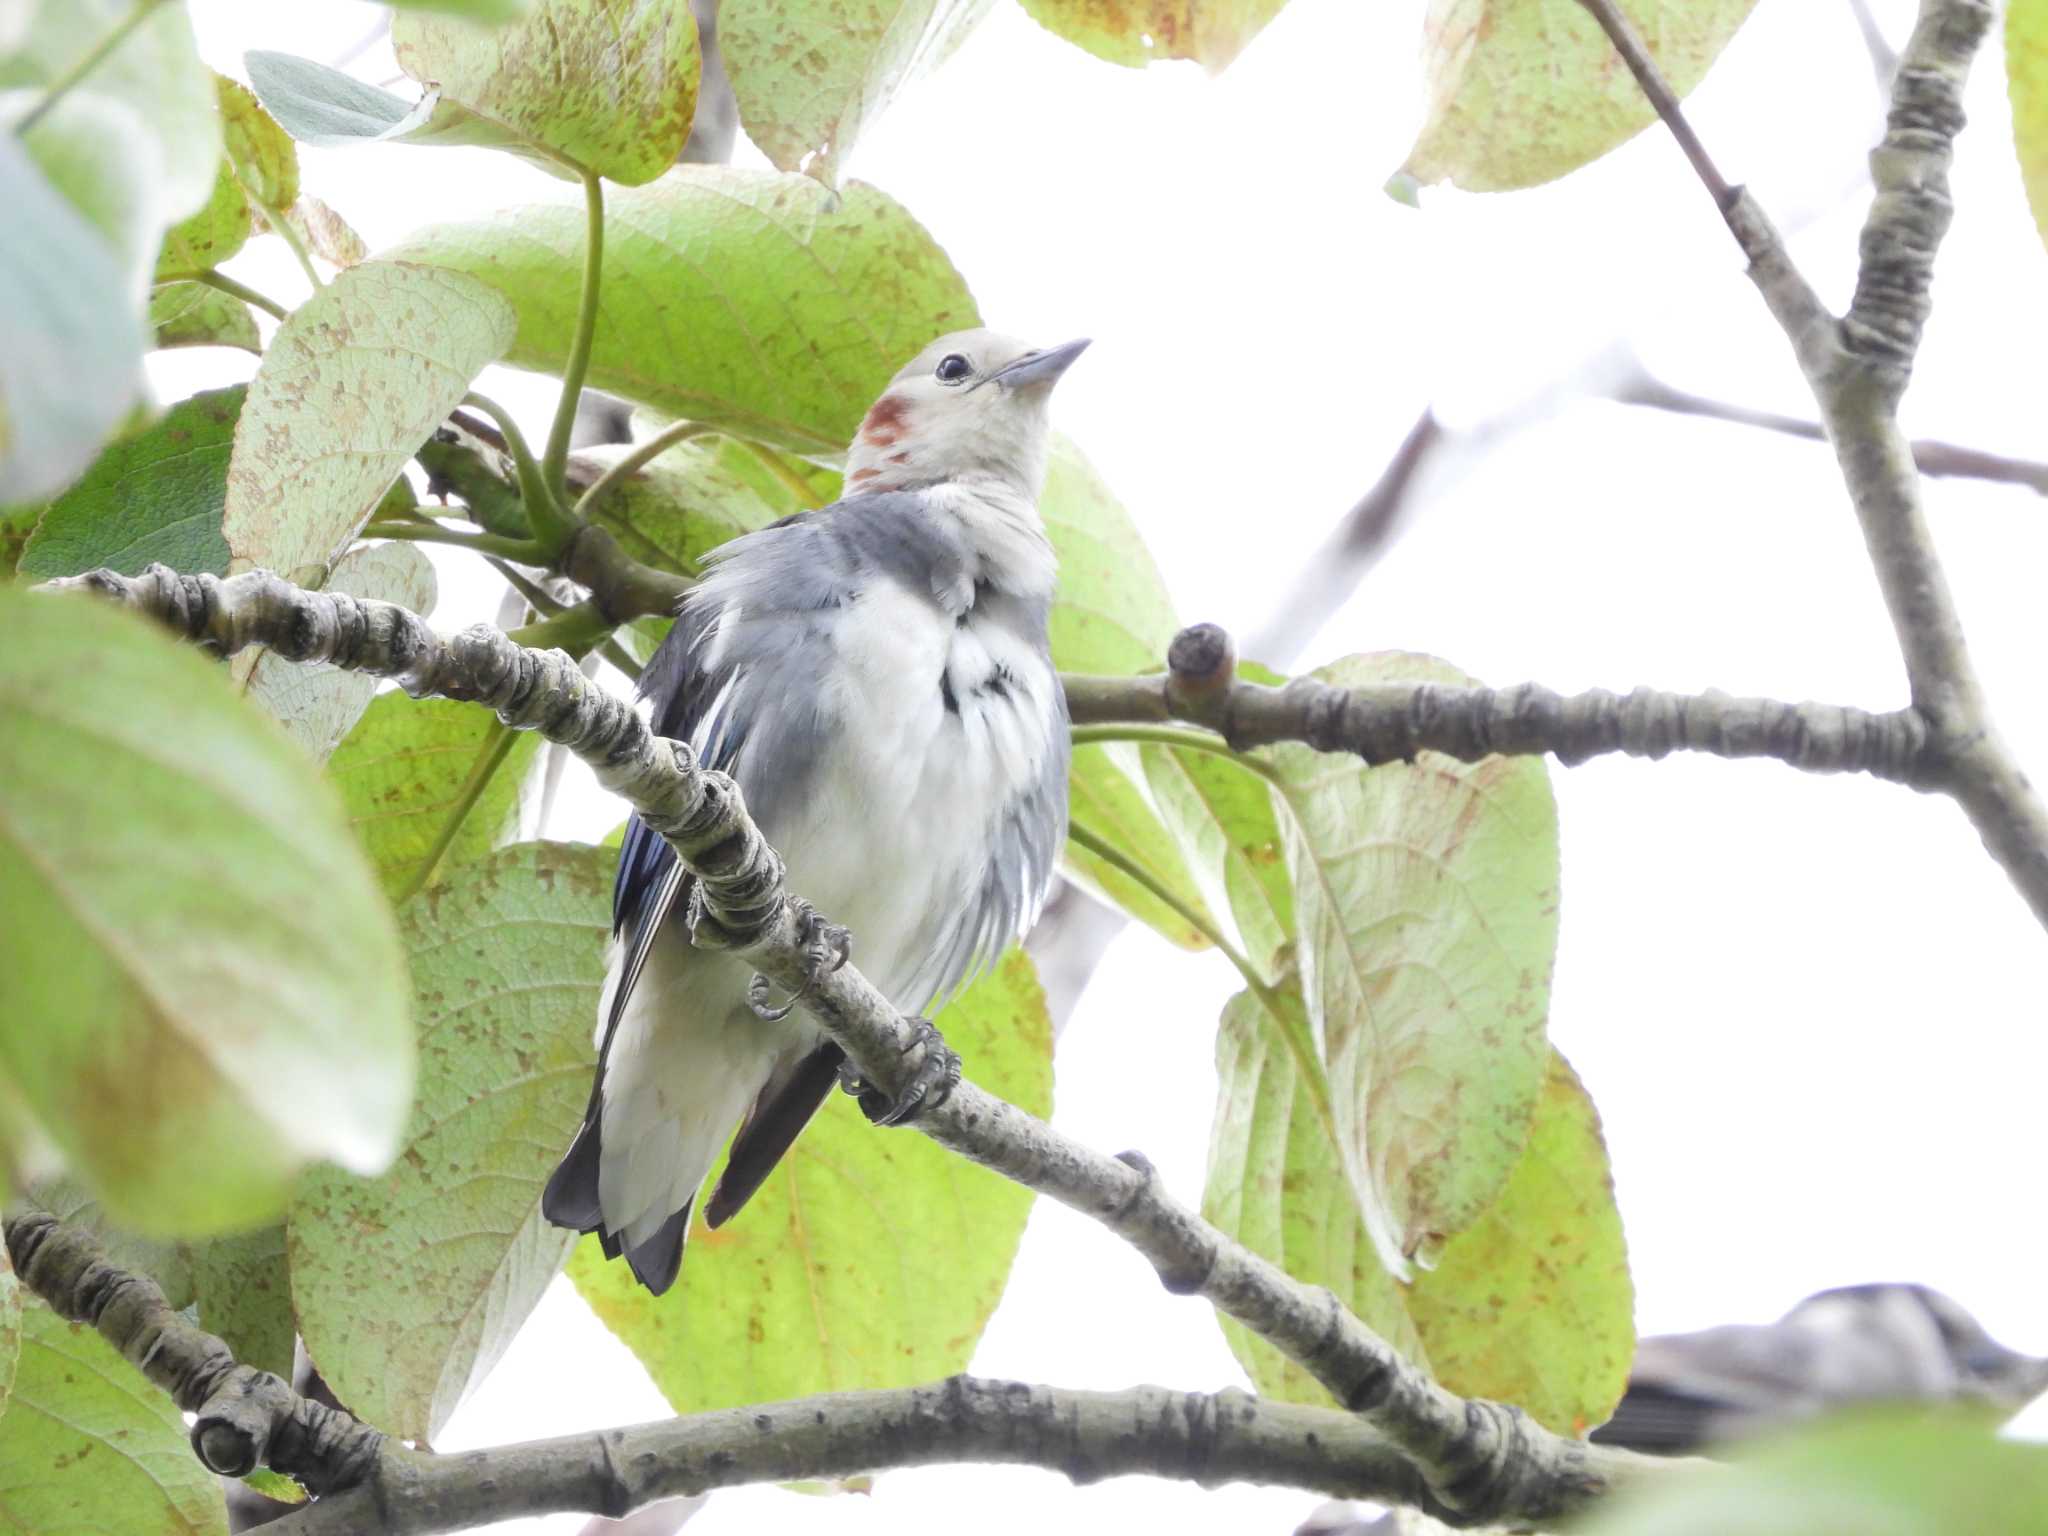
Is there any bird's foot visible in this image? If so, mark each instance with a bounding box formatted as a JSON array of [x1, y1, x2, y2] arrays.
[[747, 900, 853, 1022], [837, 1018, 962, 1126]]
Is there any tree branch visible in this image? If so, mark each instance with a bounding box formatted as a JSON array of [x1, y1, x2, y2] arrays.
[[1067, 624, 1933, 784], [1, 1211, 381, 1494], [40, 563, 1656, 1529]]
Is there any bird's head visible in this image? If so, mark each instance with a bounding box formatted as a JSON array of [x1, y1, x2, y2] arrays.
[[844, 329, 1090, 499]]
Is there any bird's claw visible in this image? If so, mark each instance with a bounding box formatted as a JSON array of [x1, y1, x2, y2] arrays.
[[836, 1018, 962, 1126], [748, 901, 852, 1022]]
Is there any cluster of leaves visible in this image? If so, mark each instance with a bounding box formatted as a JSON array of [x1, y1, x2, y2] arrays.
[[5, 1, 2039, 1532]]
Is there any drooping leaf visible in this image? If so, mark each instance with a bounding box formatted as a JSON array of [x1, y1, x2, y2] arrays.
[[721, 0, 993, 184], [0, 1303, 229, 1535], [0, 0, 221, 219], [17, 386, 241, 579], [1266, 654, 1559, 1277], [245, 541, 439, 761], [2011, 0, 2048, 253], [1583, 1414, 2048, 1535], [1400, 0, 1761, 192], [325, 693, 542, 895], [216, 73, 299, 214], [222, 260, 515, 578], [280, 196, 368, 268], [21, 1177, 195, 1310], [149, 282, 261, 354], [1017, 0, 1289, 72], [1404, 1051, 1632, 1436], [1066, 744, 1214, 950], [293, 842, 612, 1440], [391, 0, 701, 183], [390, 166, 978, 454], [572, 949, 1051, 1412], [389, 0, 534, 19], [245, 50, 485, 151], [0, 129, 148, 501], [1143, 741, 1292, 980], [1204, 979, 1425, 1405], [190, 1224, 295, 1380], [155, 155, 252, 277], [0, 589, 412, 1234]]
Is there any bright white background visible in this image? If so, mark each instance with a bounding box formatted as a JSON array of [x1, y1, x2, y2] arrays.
[[154, 2, 2048, 1530]]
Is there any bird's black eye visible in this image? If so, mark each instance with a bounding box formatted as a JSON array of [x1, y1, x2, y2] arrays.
[[935, 353, 973, 384]]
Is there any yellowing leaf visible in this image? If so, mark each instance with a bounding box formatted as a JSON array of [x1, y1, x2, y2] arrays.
[[2011, 0, 2048, 251], [1018, 0, 1289, 71]]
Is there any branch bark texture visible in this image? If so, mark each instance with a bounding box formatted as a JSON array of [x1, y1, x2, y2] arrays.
[[39, 562, 1657, 1530]]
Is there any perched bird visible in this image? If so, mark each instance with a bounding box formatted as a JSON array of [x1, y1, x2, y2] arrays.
[[1592, 1283, 2048, 1454], [543, 330, 1087, 1295]]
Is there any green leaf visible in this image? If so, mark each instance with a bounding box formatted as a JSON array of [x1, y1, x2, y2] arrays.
[[2011, 0, 2048, 253], [1584, 1414, 2048, 1535], [245, 541, 439, 761], [222, 260, 515, 579], [0, 589, 413, 1235], [0, 130, 147, 501], [389, 166, 979, 455], [216, 74, 299, 214], [391, 0, 701, 183], [17, 386, 241, 579], [577, 436, 789, 578], [244, 51, 485, 151], [155, 155, 251, 277], [0, 1239, 17, 1422], [1400, 0, 1760, 192], [292, 842, 612, 1440], [721, 0, 993, 184], [1142, 743, 1291, 980], [0, 0, 222, 219], [2, 503, 43, 579], [1204, 979, 1425, 1405], [572, 948, 1051, 1412], [17, 92, 173, 288], [1403, 1050, 1632, 1436], [1065, 744, 1214, 950], [390, 0, 535, 18], [21, 1177, 195, 1310], [0, 1303, 229, 1535], [1017, 0, 1289, 71], [149, 282, 261, 354], [1266, 654, 1559, 1277], [190, 1224, 295, 1380], [325, 693, 542, 895]]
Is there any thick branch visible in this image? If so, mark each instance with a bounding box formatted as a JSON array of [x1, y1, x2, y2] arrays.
[[1, 1211, 381, 1494], [42, 563, 1641, 1528], [264, 1378, 1482, 1536], [1067, 625, 1933, 785]]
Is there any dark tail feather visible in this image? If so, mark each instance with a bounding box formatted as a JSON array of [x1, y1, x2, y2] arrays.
[[542, 1114, 605, 1233], [624, 1200, 691, 1296], [704, 1043, 845, 1228]]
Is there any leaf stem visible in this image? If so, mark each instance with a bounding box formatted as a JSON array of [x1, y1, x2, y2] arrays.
[[252, 192, 324, 290], [463, 390, 560, 542], [506, 598, 620, 655], [1070, 723, 1281, 782], [1066, 816, 1262, 991], [157, 269, 292, 322], [542, 171, 607, 502], [739, 437, 828, 508], [573, 421, 717, 520], [13, 0, 167, 136], [361, 520, 552, 561], [397, 722, 521, 904], [487, 556, 645, 681]]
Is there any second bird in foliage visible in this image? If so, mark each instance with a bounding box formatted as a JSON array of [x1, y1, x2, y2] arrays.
[[544, 330, 1089, 1294]]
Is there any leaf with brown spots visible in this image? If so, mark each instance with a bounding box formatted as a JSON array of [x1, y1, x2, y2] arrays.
[[0, 589, 412, 1235], [191, 1223, 295, 1380], [291, 841, 614, 1441], [1265, 652, 1559, 1279], [1017, 0, 1289, 72], [722, 0, 993, 185], [222, 260, 513, 580], [388, 166, 978, 454], [0, 1302, 229, 1534], [570, 949, 1050, 1413], [149, 281, 261, 354], [1400, 0, 1760, 192], [391, 0, 700, 183], [1405, 1050, 1633, 1435]]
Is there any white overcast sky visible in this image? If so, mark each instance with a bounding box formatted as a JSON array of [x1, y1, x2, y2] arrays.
[[154, 2, 2048, 1531]]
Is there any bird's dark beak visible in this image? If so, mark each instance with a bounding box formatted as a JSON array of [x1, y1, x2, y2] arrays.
[[993, 338, 1091, 391]]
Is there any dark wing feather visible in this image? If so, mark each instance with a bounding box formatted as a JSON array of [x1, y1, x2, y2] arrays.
[[703, 1042, 847, 1227]]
